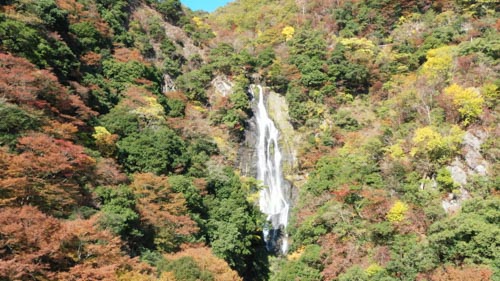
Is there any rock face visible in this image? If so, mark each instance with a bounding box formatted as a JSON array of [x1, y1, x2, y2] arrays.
[[447, 128, 489, 186], [463, 130, 489, 175], [163, 74, 176, 93], [238, 86, 300, 180], [443, 128, 489, 213], [448, 159, 468, 186], [266, 90, 301, 174], [239, 116, 258, 177], [211, 75, 234, 98], [441, 188, 472, 214], [237, 85, 301, 253], [163, 19, 204, 60]]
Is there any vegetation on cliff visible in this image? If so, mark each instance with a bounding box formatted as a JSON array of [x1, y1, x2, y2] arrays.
[[0, 0, 498, 280]]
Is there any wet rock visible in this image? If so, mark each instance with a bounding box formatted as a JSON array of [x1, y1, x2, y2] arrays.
[[251, 73, 262, 84], [238, 86, 300, 178], [238, 117, 258, 177], [266, 89, 301, 173]]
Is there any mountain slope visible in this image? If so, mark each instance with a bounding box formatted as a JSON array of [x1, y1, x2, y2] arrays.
[[0, 0, 264, 280], [0, 0, 499, 280], [208, 0, 499, 280]]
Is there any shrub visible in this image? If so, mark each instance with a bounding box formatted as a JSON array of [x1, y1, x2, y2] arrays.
[[420, 46, 457, 82], [69, 22, 108, 53], [436, 167, 458, 192], [410, 125, 464, 164], [176, 69, 211, 102], [386, 201, 409, 223], [0, 103, 40, 146], [443, 84, 484, 126]]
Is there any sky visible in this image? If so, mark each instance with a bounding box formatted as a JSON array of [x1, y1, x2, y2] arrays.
[[180, 0, 233, 12]]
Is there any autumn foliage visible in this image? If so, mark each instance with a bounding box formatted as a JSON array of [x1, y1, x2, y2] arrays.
[[165, 246, 242, 281], [0, 206, 151, 281], [0, 133, 95, 215], [0, 53, 96, 126], [427, 265, 493, 281], [0, 0, 498, 279], [130, 173, 198, 251]]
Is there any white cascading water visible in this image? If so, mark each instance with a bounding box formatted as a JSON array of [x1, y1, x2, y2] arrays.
[[251, 85, 289, 254]]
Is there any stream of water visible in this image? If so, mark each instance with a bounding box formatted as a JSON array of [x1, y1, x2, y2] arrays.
[[251, 85, 290, 254]]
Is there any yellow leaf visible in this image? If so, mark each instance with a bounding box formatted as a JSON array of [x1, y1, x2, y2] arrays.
[[444, 83, 484, 125], [281, 26, 295, 41], [386, 201, 409, 223]]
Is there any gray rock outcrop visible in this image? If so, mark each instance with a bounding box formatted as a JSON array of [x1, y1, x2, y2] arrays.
[[443, 128, 489, 213], [163, 74, 176, 93], [211, 75, 234, 98], [447, 128, 489, 186]]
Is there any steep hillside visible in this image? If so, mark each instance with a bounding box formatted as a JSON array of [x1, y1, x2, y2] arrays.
[[0, 0, 499, 280], [0, 0, 265, 280], [207, 0, 500, 280]]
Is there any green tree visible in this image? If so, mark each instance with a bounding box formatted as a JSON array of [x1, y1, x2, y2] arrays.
[[285, 87, 312, 126], [288, 28, 328, 90], [0, 17, 78, 78], [100, 106, 141, 136], [0, 103, 40, 146], [328, 42, 370, 94], [203, 167, 268, 280], [165, 257, 214, 281], [428, 198, 499, 266], [95, 0, 133, 44], [385, 235, 437, 280], [102, 58, 162, 92], [455, 0, 498, 17], [168, 175, 205, 214], [257, 47, 276, 68], [272, 260, 322, 281], [299, 59, 328, 88], [176, 68, 212, 102], [118, 127, 188, 174], [95, 185, 143, 242], [303, 152, 382, 195], [337, 266, 368, 281], [186, 137, 219, 177], [164, 98, 186, 117], [69, 22, 108, 53], [31, 0, 69, 31], [209, 43, 236, 74], [156, 0, 184, 24]]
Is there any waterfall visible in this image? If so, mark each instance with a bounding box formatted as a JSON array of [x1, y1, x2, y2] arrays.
[[251, 85, 290, 254]]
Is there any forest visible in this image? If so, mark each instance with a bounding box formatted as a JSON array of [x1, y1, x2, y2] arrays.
[[0, 0, 498, 280]]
